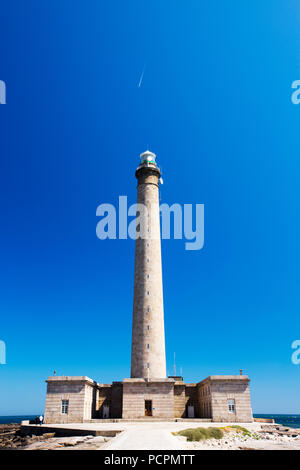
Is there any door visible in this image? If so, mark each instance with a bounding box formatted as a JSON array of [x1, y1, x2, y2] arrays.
[[145, 400, 152, 416], [187, 405, 195, 418], [103, 405, 109, 419]]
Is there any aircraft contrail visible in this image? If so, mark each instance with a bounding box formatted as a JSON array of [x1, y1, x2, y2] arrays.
[[138, 64, 146, 88]]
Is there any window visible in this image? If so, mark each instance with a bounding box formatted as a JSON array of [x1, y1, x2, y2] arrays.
[[147, 274, 149, 279], [147, 291, 150, 296], [147, 363, 150, 368], [147, 344, 150, 349], [147, 325, 150, 330], [228, 399, 235, 413], [62, 399, 69, 414], [147, 306, 150, 312], [147, 258, 149, 263]]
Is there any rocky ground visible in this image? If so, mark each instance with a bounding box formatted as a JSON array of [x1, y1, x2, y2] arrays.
[[0, 424, 110, 450], [178, 425, 300, 450]]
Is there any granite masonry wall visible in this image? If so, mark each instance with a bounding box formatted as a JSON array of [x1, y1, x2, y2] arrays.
[[197, 380, 212, 418], [174, 382, 186, 418], [122, 378, 175, 419], [173, 382, 199, 418], [198, 376, 253, 422], [44, 376, 97, 424]]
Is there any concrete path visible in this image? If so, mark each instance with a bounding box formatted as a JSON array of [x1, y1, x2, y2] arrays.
[[101, 426, 186, 450], [99, 421, 264, 451]]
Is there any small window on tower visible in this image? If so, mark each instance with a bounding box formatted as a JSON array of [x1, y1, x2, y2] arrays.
[[147, 274, 149, 279], [147, 291, 150, 295], [147, 325, 150, 330], [147, 307, 150, 312], [147, 363, 150, 368], [147, 344, 150, 349], [147, 258, 150, 263]]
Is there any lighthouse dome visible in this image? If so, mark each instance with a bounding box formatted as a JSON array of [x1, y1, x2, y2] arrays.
[[140, 150, 156, 164]]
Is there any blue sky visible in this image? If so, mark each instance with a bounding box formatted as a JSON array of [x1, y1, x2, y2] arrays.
[[0, 0, 300, 415]]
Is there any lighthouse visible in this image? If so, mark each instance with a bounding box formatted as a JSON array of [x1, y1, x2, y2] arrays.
[[43, 150, 254, 423], [130, 150, 167, 379]]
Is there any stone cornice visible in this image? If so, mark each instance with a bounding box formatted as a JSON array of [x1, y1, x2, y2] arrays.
[[198, 375, 250, 386], [46, 376, 97, 386]]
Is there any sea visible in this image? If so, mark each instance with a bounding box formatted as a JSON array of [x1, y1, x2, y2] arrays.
[[253, 414, 300, 429], [0, 414, 300, 428], [0, 415, 37, 425]]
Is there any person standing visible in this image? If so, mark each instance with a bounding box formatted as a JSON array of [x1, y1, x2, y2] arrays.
[[39, 415, 43, 425]]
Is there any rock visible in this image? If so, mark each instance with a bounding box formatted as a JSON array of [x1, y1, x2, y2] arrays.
[[43, 433, 55, 438]]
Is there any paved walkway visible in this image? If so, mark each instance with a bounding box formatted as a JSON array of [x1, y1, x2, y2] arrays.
[[101, 425, 186, 450], [99, 422, 264, 451]]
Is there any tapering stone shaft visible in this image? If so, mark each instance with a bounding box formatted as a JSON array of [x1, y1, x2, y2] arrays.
[[130, 154, 166, 379]]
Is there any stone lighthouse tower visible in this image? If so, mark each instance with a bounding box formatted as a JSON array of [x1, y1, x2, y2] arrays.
[[130, 150, 166, 379]]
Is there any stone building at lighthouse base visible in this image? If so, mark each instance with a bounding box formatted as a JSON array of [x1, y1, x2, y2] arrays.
[[44, 374, 253, 424]]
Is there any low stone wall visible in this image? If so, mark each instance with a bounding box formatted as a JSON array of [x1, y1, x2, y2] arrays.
[[20, 425, 121, 437], [254, 418, 275, 423]]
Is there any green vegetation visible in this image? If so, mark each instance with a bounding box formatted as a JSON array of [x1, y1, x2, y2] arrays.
[[220, 425, 252, 437], [177, 427, 223, 441], [230, 425, 251, 437]]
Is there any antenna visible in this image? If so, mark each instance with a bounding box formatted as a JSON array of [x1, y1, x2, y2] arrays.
[[173, 352, 176, 376]]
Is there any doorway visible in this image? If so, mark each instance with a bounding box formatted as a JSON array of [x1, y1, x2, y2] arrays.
[[145, 400, 152, 416], [187, 405, 195, 418], [103, 405, 109, 419]]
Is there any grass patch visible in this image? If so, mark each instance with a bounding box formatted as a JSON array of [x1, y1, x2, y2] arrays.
[[230, 425, 251, 437], [177, 427, 223, 441], [230, 425, 249, 433], [220, 425, 251, 437]]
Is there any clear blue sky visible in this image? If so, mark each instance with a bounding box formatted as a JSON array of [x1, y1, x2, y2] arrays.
[[0, 0, 300, 415]]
